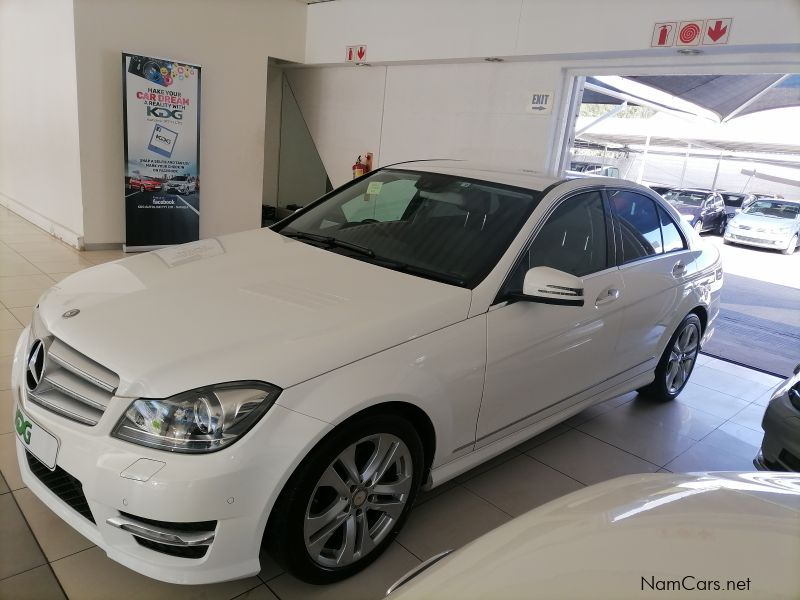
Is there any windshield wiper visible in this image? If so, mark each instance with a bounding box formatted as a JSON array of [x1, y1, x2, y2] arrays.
[[282, 230, 464, 286], [282, 230, 375, 257], [366, 256, 466, 286]]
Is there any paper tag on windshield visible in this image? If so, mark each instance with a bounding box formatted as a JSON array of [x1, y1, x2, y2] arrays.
[[366, 181, 383, 195], [154, 238, 225, 268]]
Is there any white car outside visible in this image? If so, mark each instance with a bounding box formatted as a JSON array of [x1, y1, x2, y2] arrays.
[[724, 198, 800, 254], [12, 161, 721, 584], [386, 472, 800, 599]]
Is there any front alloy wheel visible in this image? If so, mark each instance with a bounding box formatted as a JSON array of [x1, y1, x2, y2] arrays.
[[304, 433, 413, 569], [639, 313, 702, 401], [267, 413, 423, 583]]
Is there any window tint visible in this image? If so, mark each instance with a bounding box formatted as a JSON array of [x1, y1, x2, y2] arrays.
[[339, 179, 418, 224], [609, 191, 663, 262], [523, 191, 608, 278], [281, 169, 542, 288], [659, 206, 687, 253]]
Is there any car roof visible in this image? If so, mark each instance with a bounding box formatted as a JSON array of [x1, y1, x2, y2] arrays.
[[387, 160, 561, 192]]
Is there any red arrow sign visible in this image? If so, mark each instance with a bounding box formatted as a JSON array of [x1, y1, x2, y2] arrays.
[[356, 46, 366, 61], [707, 20, 727, 42]]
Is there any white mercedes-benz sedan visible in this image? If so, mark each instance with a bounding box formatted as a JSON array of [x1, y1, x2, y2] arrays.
[[11, 161, 721, 584]]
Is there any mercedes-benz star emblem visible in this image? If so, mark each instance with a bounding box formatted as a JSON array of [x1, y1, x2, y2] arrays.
[[26, 339, 47, 391], [62, 309, 80, 319]]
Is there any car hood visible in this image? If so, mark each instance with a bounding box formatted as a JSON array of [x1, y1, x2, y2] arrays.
[[389, 472, 800, 599], [730, 213, 797, 230], [36, 229, 472, 397]]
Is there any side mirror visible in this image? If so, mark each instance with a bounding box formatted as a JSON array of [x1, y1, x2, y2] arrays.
[[512, 266, 584, 307]]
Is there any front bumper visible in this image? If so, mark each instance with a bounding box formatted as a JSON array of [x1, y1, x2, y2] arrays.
[[724, 229, 793, 250], [755, 390, 800, 472], [12, 327, 332, 584]]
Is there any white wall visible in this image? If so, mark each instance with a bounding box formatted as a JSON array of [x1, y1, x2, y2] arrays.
[[291, 0, 800, 188], [0, 0, 85, 247], [306, 0, 800, 64], [72, 0, 307, 245]]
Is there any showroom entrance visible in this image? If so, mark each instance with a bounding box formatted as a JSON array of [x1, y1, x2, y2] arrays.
[[556, 72, 800, 376]]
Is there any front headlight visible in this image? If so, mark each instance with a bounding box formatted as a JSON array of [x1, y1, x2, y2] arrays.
[[112, 382, 281, 453]]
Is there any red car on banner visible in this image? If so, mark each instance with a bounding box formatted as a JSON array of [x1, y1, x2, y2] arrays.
[[127, 176, 163, 192]]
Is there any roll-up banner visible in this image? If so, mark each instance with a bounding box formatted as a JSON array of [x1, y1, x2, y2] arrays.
[[122, 53, 201, 251]]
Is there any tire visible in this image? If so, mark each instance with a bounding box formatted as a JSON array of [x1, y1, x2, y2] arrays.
[[782, 235, 798, 255], [638, 313, 702, 401], [267, 413, 424, 584], [139, 185, 145, 192], [694, 220, 703, 234], [715, 217, 726, 236]]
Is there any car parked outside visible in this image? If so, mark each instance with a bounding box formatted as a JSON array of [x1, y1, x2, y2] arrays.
[[568, 161, 621, 178], [386, 472, 800, 599], [164, 175, 197, 194], [12, 161, 721, 585], [724, 198, 800, 254], [662, 188, 727, 235], [647, 184, 674, 197], [755, 364, 800, 472], [720, 192, 755, 219], [127, 176, 162, 192]]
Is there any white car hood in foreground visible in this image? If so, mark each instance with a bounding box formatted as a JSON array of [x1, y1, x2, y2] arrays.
[[389, 472, 800, 599], [36, 229, 471, 397]]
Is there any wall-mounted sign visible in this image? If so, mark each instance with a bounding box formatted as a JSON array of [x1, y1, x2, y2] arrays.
[[652, 18, 732, 48], [526, 91, 554, 115], [122, 53, 201, 251], [702, 19, 732, 45], [345, 45, 367, 63]]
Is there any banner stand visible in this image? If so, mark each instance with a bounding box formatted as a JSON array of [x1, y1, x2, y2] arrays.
[[122, 52, 201, 250]]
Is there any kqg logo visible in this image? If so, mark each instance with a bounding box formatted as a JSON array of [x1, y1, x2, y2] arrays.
[[147, 106, 183, 120]]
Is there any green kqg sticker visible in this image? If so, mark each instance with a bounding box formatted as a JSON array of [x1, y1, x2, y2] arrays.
[[366, 181, 383, 195], [15, 408, 32, 444]]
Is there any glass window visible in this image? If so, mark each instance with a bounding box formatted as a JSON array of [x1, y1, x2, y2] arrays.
[[659, 206, 687, 253], [277, 169, 542, 288], [609, 190, 663, 262], [511, 191, 608, 284]]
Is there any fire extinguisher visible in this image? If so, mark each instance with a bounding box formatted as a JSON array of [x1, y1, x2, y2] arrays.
[[352, 155, 366, 179]]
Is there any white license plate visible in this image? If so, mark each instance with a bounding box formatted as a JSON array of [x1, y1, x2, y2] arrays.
[[14, 405, 59, 469]]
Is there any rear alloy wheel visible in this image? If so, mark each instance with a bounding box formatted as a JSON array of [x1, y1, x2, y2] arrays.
[[782, 234, 798, 255], [268, 414, 423, 583], [639, 313, 701, 401]]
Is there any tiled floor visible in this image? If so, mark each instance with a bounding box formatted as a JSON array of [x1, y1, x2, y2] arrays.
[[0, 205, 785, 599]]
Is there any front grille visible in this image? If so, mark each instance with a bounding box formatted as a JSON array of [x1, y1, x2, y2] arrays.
[[26, 337, 120, 426], [26, 451, 95, 523]]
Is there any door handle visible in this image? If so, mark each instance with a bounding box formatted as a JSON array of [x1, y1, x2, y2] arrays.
[[595, 288, 620, 307], [672, 261, 687, 278]]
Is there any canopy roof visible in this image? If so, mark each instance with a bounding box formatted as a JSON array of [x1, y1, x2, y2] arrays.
[[583, 74, 800, 122]]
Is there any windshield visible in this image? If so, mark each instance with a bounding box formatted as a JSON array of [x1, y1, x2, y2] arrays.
[[721, 194, 745, 208], [743, 201, 800, 220], [663, 190, 707, 207], [171, 175, 187, 181], [274, 169, 542, 288]]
